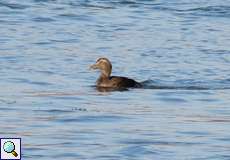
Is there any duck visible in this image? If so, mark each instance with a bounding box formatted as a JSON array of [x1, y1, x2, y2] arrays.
[[90, 57, 142, 89]]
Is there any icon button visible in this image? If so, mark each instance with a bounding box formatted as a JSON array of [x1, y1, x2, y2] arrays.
[[3, 141, 18, 157], [1, 138, 21, 160]]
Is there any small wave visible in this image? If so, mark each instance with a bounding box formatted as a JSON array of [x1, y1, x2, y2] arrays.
[[179, 5, 230, 18], [57, 115, 129, 123], [0, 99, 16, 105], [142, 84, 209, 90], [109, 0, 137, 5], [200, 49, 230, 55], [33, 108, 87, 113], [0, 2, 29, 9], [58, 13, 93, 22], [32, 17, 56, 22], [10, 78, 53, 86], [140, 79, 230, 90]]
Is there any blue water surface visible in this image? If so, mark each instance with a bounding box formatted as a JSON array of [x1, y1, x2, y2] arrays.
[[0, 0, 230, 159]]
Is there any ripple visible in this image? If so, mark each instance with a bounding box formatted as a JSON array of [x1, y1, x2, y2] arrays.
[[33, 108, 87, 113], [10, 78, 53, 86], [120, 139, 203, 146], [119, 145, 157, 157], [32, 17, 56, 22], [184, 115, 230, 123], [0, 1, 29, 9], [141, 79, 230, 90], [56, 115, 130, 123], [0, 99, 16, 105], [58, 13, 93, 22], [50, 38, 80, 44], [185, 5, 230, 18]]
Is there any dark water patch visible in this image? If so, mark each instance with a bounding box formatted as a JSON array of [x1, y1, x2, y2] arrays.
[[197, 98, 219, 102], [207, 155, 230, 160], [200, 49, 230, 55], [50, 96, 83, 101], [0, 99, 17, 105], [0, 38, 11, 44], [141, 79, 230, 90], [0, 19, 23, 25], [58, 13, 93, 22], [107, 0, 159, 8], [154, 90, 206, 98], [26, 81, 52, 86], [151, 6, 179, 12], [0, 106, 17, 111], [35, 70, 56, 75], [208, 119, 230, 123], [143, 85, 209, 90], [0, 131, 21, 135], [59, 0, 161, 10], [56, 115, 129, 123], [141, 80, 208, 90], [94, 155, 122, 160], [9, 78, 53, 86], [0, 10, 23, 16], [177, 5, 230, 18], [116, 0, 137, 5], [32, 41, 52, 46], [27, 142, 74, 148], [96, 46, 114, 52], [119, 145, 158, 157], [0, 2, 29, 10], [215, 137, 230, 143], [110, 0, 143, 9], [33, 0, 57, 2], [51, 152, 82, 158], [22, 155, 45, 159], [25, 91, 87, 98], [33, 107, 87, 114], [71, 107, 87, 112], [61, 1, 116, 9], [0, 55, 23, 63], [32, 17, 56, 22], [81, 3, 116, 9], [52, 6, 65, 11], [33, 108, 85, 114], [50, 38, 80, 44], [158, 96, 187, 103], [177, 131, 210, 137], [210, 109, 230, 116], [25, 147, 47, 151], [120, 139, 203, 146], [185, 116, 230, 123]]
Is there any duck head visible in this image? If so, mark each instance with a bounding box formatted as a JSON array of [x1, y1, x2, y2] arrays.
[[90, 57, 112, 77]]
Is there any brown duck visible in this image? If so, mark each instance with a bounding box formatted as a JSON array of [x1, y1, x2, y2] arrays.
[[90, 58, 142, 89]]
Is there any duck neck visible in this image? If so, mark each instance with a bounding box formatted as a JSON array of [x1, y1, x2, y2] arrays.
[[99, 71, 110, 80], [96, 72, 109, 87], [100, 69, 111, 78]]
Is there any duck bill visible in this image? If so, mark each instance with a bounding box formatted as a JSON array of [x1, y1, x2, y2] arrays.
[[90, 64, 98, 70]]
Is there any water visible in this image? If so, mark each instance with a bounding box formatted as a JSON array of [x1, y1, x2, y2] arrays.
[[0, 0, 230, 159]]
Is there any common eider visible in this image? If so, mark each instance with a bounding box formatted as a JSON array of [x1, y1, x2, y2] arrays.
[[90, 57, 142, 89]]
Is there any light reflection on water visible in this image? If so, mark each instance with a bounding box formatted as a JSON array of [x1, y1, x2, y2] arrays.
[[0, 0, 230, 159]]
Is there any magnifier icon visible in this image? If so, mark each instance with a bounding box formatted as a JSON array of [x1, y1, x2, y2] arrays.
[[3, 141, 18, 157]]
